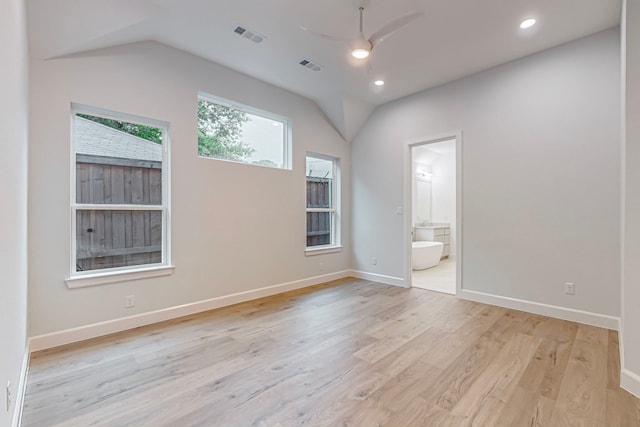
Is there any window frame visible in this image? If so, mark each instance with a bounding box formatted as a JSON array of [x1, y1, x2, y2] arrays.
[[305, 152, 342, 255], [66, 104, 173, 288], [197, 92, 292, 170]]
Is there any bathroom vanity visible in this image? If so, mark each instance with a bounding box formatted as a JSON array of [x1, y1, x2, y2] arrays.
[[415, 224, 450, 258]]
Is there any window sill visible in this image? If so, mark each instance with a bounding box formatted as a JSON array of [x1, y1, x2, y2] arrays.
[[65, 265, 175, 289], [305, 246, 343, 256]]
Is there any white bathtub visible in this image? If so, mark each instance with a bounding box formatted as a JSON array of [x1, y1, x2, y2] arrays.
[[412, 241, 444, 271]]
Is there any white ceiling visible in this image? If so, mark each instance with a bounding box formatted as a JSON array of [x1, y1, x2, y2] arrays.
[[27, 0, 621, 141]]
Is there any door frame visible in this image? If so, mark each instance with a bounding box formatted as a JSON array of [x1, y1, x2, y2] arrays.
[[403, 131, 463, 295]]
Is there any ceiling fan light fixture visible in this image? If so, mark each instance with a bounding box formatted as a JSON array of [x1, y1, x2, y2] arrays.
[[351, 47, 370, 59]]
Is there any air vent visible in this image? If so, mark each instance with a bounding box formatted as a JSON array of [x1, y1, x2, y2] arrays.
[[234, 26, 264, 44], [299, 59, 323, 72]]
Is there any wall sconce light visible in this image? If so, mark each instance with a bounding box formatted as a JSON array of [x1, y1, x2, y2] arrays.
[[416, 169, 433, 182]]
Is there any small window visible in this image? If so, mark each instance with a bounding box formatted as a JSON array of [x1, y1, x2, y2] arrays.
[[197, 93, 291, 169], [306, 153, 340, 250], [71, 105, 170, 276]]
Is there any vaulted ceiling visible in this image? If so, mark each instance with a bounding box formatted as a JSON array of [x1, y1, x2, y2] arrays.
[[27, 0, 621, 141]]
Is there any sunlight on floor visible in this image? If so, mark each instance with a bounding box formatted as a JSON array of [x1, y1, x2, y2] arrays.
[[412, 257, 456, 295]]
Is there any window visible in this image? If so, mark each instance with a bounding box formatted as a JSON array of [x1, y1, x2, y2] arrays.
[[197, 93, 291, 169], [69, 104, 171, 283], [306, 153, 340, 252]]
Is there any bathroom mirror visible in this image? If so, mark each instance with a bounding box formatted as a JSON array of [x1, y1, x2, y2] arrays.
[[416, 179, 432, 224]]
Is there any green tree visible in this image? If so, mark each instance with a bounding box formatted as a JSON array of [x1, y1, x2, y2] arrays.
[[78, 114, 162, 144], [197, 99, 254, 161]]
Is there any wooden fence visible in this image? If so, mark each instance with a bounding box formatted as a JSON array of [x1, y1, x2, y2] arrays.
[[306, 177, 331, 247], [76, 154, 162, 271]]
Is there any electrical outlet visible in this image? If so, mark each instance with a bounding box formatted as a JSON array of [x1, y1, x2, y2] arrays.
[[6, 381, 11, 412], [125, 295, 135, 308], [319, 262, 324, 272], [371, 257, 378, 265], [564, 282, 575, 295]]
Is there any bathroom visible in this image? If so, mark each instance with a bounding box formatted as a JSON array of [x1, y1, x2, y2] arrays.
[[411, 139, 456, 294]]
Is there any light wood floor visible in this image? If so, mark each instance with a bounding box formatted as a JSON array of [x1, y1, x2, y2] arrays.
[[22, 278, 640, 426]]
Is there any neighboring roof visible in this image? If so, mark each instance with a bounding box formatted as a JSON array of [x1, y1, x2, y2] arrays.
[[75, 116, 162, 162]]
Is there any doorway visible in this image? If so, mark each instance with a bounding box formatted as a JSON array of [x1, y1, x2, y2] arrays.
[[404, 133, 461, 295]]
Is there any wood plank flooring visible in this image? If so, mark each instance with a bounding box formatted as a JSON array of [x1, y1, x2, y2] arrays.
[[21, 278, 640, 426]]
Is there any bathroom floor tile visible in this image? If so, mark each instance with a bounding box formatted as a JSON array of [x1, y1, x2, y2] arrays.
[[412, 258, 456, 295]]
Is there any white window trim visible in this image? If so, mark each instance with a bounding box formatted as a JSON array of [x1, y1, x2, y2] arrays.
[[305, 152, 341, 254], [65, 265, 175, 288], [197, 91, 292, 170], [305, 245, 343, 256], [67, 103, 172, 288]]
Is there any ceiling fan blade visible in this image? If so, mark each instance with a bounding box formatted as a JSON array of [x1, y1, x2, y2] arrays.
[[368, 10, 423, 49], [298, 24, 355, 43]]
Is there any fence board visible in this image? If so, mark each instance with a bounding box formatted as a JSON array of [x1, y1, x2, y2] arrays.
[[92, 210, 105, 256], [124, 210, 133, 249], [104, 211, 113, 252], [150, 170, 161, 204], [103, 167, 112, 203], [112, 211, 126, 250], [131, 169, 144, 204], [306, 177, 331, 246], [150, 211, 162, 246], [111, 167, 124, 204], [143, 211, 150, 246], [143, 168, 150, 204], [76, 157, 163, 272], [124, 167, 132, 204], [90, 164, 104, 204], [77, 163, 89, 204], [132, 211, 145, 246]]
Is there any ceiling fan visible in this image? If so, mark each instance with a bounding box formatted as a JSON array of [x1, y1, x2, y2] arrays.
[[300, 0, 423, 60]]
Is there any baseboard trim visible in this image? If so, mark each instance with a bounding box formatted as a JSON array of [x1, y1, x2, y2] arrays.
[[621, 369, 640, 399], [459, 289, 620, 330], [12, 343, 29, 427], [348, 270, 407, 287], [29, 270, 351, 352]]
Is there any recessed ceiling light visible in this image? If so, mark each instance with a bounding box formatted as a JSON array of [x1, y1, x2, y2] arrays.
[[520, 18, 536, 29], [374, 80, 385, 86]]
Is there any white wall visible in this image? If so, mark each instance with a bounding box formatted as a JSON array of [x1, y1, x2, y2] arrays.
[[412, 161, 433, 224], [0, 0, 29, 424], [28, 42, 350, 336], [352, 29, 621, 317], [430, 141, 457, 255], [621, 0, 640, 396]]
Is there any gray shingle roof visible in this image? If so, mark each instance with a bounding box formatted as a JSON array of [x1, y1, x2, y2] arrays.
[[75, 116, 163, 162]]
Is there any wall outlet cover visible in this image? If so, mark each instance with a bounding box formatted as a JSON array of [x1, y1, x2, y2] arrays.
[[564, 282, 575, 295], [125, 295, 135, 308]]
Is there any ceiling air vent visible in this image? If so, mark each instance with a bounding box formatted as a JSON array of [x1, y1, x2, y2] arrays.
[[234, 26, 264, 44], [299, 59, 323, 72]]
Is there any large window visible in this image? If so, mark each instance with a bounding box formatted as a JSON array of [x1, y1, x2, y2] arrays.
[[197, 93, 291, 169], [70, 105, 170, 279], [306, 153, 340, 251]]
